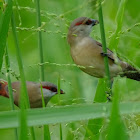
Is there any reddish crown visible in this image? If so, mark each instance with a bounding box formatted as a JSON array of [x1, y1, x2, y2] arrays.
[[0, 80, 9, 98]]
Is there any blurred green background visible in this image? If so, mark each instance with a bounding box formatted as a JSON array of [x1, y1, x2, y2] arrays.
[[0, 0, 140, 139]]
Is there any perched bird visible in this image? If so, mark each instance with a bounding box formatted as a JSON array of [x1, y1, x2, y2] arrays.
[[0, 79, 64, 108], [67, 17, 140, 81]]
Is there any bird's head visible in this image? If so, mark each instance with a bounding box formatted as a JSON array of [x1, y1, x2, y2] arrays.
[[40, 82, 64, 99], [68, 17, 99, 38], [0, 79, 9, 98]]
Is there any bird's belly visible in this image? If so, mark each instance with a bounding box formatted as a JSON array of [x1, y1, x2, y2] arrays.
[[72, 52, 105, 78], [71, 50, 121, 78], [30, 99, 43, 108]]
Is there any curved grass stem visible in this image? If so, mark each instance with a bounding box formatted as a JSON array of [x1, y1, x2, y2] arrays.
[[11, 11, 36, 140], [98, 0, 112, 95]]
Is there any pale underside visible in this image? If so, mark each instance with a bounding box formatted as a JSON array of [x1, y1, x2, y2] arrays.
[[70, 37, 123, 78]]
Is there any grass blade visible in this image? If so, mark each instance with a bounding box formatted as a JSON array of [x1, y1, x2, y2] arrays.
[[108, 0, 127, 50], [11, 12, 29, 140], [84, 79, 107, 140], [0, 102, 140, 129], [98, 0, 112, 92], [40, 83, 46, 108], [106, 1, 128, 139], [35, 0, 44, 81], [84, 0, 113, 139], [40, 83, 51, 140], [11, 11, 35, 140], [11, 12, 30, 109], [43, 126, 51, 140], [35, 0, 50, 138], [60, 124, 63, 140], [94, 79, 107, 102], [0, 0, 12, 70], [5, 45, 15, 110], [5, 44, 18, 140], [57, 74, 63, 140], [106, 78, 129, 140]]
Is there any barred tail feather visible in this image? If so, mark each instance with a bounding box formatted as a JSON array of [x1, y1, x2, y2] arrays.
[[121, 64, 140, 81]]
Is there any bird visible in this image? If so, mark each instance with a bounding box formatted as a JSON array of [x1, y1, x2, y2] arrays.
[[0, 79, 64, 108], [67, 17, 140, 81]]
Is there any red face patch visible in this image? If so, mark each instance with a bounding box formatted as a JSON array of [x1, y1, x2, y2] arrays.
[[42, 86, 57, 92], [75, 19, 92, 26], [42, 86, 64, 94], [75, 21, 84, 26], [42, 86, 50, 90]]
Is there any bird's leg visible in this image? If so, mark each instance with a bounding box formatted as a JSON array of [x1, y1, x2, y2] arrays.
[[106, 91, 112, 102], [100, 52, 111, 57], [106, 78, 114, 102], [107, 95, 112, 102]]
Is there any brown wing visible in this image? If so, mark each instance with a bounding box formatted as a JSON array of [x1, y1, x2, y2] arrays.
[[96, 41, 115, 62]]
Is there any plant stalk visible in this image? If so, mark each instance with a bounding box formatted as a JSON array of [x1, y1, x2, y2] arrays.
[[35, 0, 44, 81], [98, 0, 112, 95]]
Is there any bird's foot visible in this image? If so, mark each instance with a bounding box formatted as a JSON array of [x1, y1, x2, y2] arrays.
[[106, 91, 112, 102], [101, 52, 111, 57]]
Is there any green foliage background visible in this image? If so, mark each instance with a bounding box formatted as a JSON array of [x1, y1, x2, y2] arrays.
[[0, 0, 140, 139]]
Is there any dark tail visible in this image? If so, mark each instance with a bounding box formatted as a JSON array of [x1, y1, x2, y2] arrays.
[[121, 65, 140, 81]]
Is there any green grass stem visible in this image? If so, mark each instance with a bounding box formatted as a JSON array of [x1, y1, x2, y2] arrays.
[[5, 45, 15, 110], [60, 124, 63, 140], [40, 83, 51, 140], [11, 11, 36, 140], [84, 1, 112, 139], [35, 0, 51, 139], [5, 45, 18, 140], [106, 78, 129, 140], [57, 75, 63, 140], [35, 0, 44, 81], [98, 0, 112, 93], [84, 79, 107, 139], [40, 83, 46, 108], [109, 0, 127, 50], [0, 0, 12, 71], [11, 12, 30, 109], [84, 1, 112, 138], [106, 1, 128, 139]]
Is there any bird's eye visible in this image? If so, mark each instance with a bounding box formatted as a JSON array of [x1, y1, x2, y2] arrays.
[[85, 20, 92, 25], [50, 87, 57, 92]]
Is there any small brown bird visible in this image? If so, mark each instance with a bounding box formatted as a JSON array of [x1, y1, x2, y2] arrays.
[[0, 79, 64, 108], [67, 17, 140, 81]]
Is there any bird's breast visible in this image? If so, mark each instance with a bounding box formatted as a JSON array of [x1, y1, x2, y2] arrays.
[[70, 44, 105, 77], [70, 39, 122, 78]]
